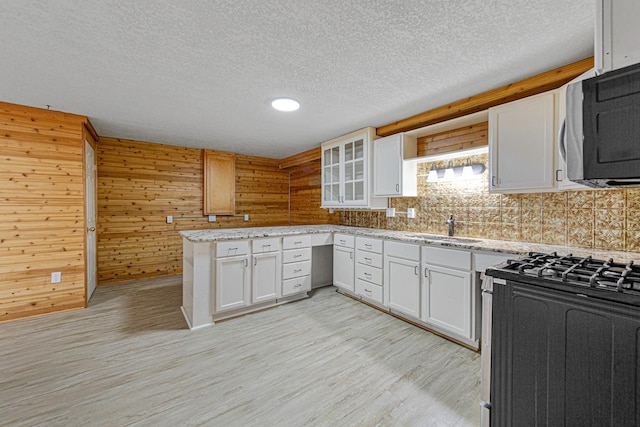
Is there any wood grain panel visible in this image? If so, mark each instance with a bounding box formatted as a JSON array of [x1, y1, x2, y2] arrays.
[[417, 122, 488, 157], [0, 101, 89, 322], [278, 146, 322, 169], [377, 57, 593, 136], [97, 138, 290, 285], [287, 158, 339, 226]]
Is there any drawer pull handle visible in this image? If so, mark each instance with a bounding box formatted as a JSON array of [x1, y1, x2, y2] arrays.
[[294, 269, 302, 273], [365, 244, 372, 249], [294, 283, 302, 288], [263, 244, 271, 248], [364, 289, 372, 294], [294, 241, 302, 245], [294, 254, 302, 258], [364, 257, 372, 263], [244, 259, 248, 267], [414, 265, 419, 276], [340, 239, 346, 244], [350, 252, 353, 260], [364, 272, 372, 278]]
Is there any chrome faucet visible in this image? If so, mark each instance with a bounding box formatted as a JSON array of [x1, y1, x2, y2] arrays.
[[446, 215, 454, 236]]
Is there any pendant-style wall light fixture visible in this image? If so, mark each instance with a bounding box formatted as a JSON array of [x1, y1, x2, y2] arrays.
[[423, 159, 486, 182]]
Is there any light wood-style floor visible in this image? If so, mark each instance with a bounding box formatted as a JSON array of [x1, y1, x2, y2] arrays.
[[0, 276, 481, 426]]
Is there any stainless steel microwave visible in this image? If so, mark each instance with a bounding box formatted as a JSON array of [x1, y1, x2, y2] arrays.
[[562, 62, 640, 188]]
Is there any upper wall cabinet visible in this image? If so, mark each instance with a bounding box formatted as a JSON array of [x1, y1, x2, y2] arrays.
[[489, 89, 587, 193], [321, 127, 387, 209], [204, 150, 235, 215], [596, 0, 640, 73], [373, 133, 418, 197], [488, 91, 556, 193]]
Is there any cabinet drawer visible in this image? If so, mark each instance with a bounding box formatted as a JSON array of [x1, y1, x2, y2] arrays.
[[423, 246, 472, 271], [282, 275, 311, 296], [356, 263, 382, 286], [355, 279, 383, 304], [282, 260, 311, 279], [356, 237, 383, 253], [282, 234, 311, 250], [216, 240, 250, 257], [252, 237, 281, 254], [384, 240, 420, 261], [282, 247, 311, 264], [356, 250, 383, 268], [334, 233, 355, 248]]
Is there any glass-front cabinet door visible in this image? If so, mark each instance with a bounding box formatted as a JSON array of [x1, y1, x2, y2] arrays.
[[321, 127, 379, 209], [343, 138, 366, 205], [322, 143, 341, 207]]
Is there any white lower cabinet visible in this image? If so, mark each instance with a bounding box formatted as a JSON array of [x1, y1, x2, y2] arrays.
[[354, 236, 384, 304], [282, 235, 312, 296], [384, 241, 421, 319], [333, 234, 355, 292], [422, 246, 473, 340], [215, 255, 250, 312], [251, 251, 281, 304], [423, 264, 472, 338]]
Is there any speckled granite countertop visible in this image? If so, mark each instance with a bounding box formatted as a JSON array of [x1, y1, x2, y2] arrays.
[[180, 225, 640, 263]]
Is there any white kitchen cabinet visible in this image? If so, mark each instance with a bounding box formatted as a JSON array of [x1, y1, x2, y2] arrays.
[[333, 234, 355, 292], [489, 91, 556, 193], [354, 236, 384, 304], [321, 127, 387, 209], [422, 246, 473, 340], [373, 133, 417, 197], [215, 254, 250, 313], [596, 0, 640, 73], [384, 241, 421, 319], [281, 235, 312, 296], [423, 264, 472, 339], [251, 239, 281, 304]]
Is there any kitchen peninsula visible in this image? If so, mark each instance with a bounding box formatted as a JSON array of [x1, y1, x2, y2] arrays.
[[180, 225, 640, 349]]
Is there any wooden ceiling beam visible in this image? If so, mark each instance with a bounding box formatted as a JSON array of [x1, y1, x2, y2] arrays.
[[376, 56, 594, 137]]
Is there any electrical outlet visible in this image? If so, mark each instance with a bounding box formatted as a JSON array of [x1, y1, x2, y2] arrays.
[[166, 215, 173, 224], [407, 208, 416, 219], [208, 215, 216, 222], [386, 207, 396, 217], [244, 214, 249, 221], [51, 272, 61, 283]]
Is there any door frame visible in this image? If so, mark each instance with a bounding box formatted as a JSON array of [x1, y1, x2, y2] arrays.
[[83, 123, 98, 306]]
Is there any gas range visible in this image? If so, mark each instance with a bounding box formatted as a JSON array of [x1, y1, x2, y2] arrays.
[[486, 251, 640, 307]]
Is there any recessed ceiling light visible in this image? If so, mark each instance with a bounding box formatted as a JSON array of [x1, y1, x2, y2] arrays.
[[271, 98, 300, 112]]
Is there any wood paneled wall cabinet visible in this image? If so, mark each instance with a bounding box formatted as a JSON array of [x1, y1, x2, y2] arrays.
[[204, 150, 235, 215], [0, 101, 95, 322]]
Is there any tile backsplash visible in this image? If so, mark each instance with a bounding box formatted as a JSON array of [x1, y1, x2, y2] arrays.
[[340, 153, 640, 253]]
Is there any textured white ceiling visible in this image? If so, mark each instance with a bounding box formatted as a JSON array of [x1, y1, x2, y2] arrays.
[[0, 1, 593, 158]]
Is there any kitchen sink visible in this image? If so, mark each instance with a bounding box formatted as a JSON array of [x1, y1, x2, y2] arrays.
[[404, 234, 480, 244]]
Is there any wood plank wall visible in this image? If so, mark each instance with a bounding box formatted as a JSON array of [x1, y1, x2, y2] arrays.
[[280, 147, 339, 225], [417, 122, 488, 157], [0, 102, 88, 322], [97, 137, 290, 285]]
